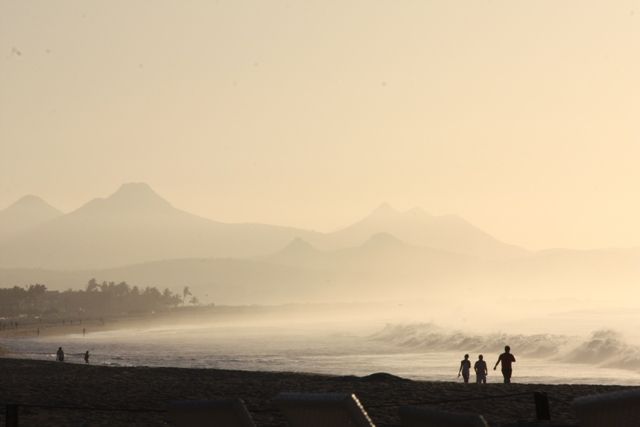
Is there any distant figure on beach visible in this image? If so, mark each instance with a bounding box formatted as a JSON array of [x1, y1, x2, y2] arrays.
[[84, 350, 90, 364], [458, 354, 471, 383], [56, 347, 64, 362], [474, 354, 488, 384], [494, 345, 516, 383]]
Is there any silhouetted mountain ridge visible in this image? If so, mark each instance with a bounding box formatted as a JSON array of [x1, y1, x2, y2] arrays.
[[4, 238, 638, 305], [0, 183, 321, 269], [0, 195, 62, 238], [278, 237, 320, 255], [75, 182, 175, 215], [322, 203, 528, 259], [0, 184, 526, 269]]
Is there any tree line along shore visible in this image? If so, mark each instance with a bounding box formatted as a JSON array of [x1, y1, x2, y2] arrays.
[[0, 280, 207, 334]]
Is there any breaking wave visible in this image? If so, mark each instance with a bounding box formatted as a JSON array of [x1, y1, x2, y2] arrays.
[[371, 323, 640, 372], [563, 330, 640, 371]]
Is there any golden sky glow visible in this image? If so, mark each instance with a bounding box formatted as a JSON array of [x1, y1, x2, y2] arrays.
[[1, 1, 639, 250]]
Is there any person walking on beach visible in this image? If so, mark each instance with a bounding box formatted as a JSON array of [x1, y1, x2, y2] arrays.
[[56, 347, 64, 362], [458, 354, 471, 383], [494, 345, 516, 383], [84, 350, 90, 364], [474, 354, 488, 384]]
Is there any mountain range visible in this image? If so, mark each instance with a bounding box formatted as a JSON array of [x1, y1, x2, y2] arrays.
[[1, 183, 639, 304], [0, 183, 523, 269], [325, 203, 528, 259], [0, 183, 320, 269], [0, 195, 62, 239], [0, 233, 479, 303]]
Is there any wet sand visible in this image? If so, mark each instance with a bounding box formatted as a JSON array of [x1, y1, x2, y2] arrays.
[[0, 304, 340, 340], [0, 358, 629, 426], [0, 313, 178, 339]]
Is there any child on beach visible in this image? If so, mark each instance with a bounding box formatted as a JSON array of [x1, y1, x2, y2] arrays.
[[474, 354, 488, 384], [84, 350, 90, 364], [56, 347, 64, 362], [458, 354, 471, 383]]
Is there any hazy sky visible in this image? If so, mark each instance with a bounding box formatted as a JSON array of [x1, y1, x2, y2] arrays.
[[1, 0, 639, 250]]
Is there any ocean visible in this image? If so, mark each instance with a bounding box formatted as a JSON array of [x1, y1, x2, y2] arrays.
[[4, 320, 640, 385]]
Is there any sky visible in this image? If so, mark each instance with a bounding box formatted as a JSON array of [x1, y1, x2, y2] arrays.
[[1, 0, 639, 251]]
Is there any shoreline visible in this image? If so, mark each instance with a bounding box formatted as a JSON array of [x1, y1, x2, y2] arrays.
[[0, 357, 631, 426], [0, 306, 222, 340], [0, 302, 383, 339], [4, 319, 640, 389]]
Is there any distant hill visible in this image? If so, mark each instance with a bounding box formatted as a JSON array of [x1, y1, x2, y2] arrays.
[[2, 187, 639, 304], [0, 184, 528, 270], [316, 203, 528, 259], [0, 195, 62, 238], [2, 238, 639, 305], [0, 257, 371, 305], [0, 234, 477, 304], [268, 233, 473, 273], [0, 183, 321, 269], [267, 237, 326, 266]]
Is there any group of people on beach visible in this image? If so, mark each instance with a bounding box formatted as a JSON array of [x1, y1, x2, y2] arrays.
[[56, 347, 90, 364], [458, 346, 516, 384], [0, 321, 20, 330]]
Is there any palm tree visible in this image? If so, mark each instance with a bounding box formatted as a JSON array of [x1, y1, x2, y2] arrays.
[[182, 286, 192, 304]]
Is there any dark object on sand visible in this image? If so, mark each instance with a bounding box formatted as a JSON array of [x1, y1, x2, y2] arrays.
[[360, 372, 411, 382], [84, 351, 90, 364], [169, 399, 256, 427], [399, 405, 489, 427], [274, 392, 375, 427], [336, 372, 410, 383], [573, 388, 640, 427], [533, 392, 550, 421], [56, 347, 64, 362], [5, 404, 18, 427]]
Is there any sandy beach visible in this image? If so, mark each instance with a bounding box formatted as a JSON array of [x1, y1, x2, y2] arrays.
[[0, 357, 630, 426]]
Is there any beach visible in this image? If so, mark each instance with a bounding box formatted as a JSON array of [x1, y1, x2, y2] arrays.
[[0, 357, 629, 426]]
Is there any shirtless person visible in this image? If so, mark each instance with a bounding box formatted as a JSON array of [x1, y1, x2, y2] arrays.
[[494, 345, 516, 383], [458, 354, 471, 383]]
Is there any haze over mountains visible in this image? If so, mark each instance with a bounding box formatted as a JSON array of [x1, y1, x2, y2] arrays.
[[0, 195, 62, 239], [0, 183, 522, 269], [326, 203, 528, 259], [0, 183, 321, 269], [1, 183, 639, 304]]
